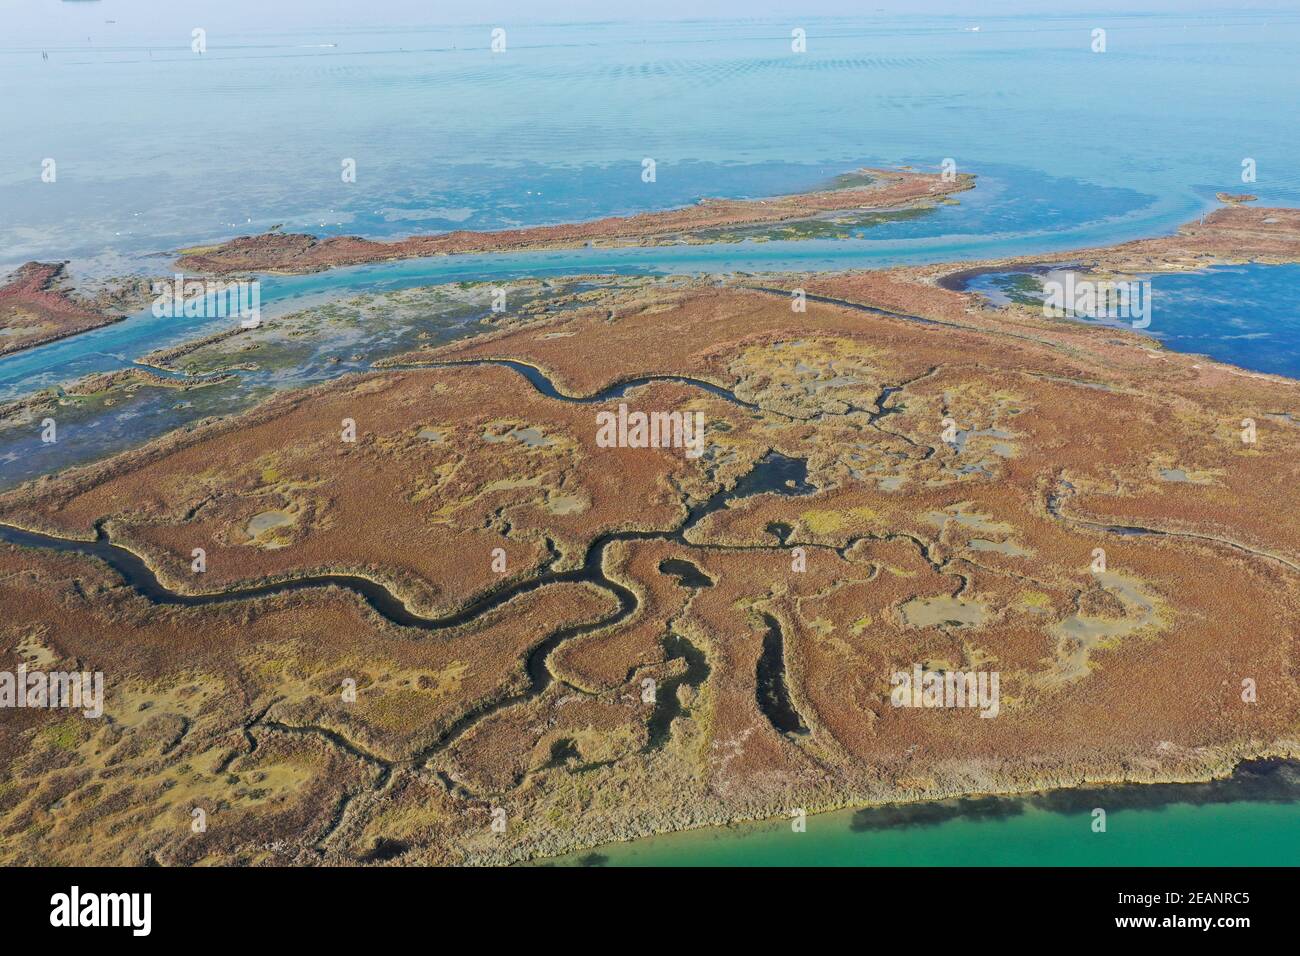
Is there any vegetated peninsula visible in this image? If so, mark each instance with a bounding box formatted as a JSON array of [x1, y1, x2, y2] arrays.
[[0, 197, 1298, 867], [174, 168, 973, 275], [0, 262, 153, 358], [0, 168, 961, 360], [932, 204, 1300, 290]]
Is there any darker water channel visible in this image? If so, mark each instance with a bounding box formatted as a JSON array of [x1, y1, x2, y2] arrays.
[[0, 362, 822, 751]]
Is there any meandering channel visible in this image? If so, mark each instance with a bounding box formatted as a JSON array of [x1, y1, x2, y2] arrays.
[[0, 358, 824, 791], [0, 450, 819, 796], [382, 357, 767, 412], [1046, 478, 1300, 574], [8, 353, 1291, 839]]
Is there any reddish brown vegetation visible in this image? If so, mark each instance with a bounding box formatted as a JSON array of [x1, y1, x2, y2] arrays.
[[0, 262, 116, 357], [175, 169, 971, 275]]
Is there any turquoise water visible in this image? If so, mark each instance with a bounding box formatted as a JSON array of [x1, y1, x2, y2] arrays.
[[548, 761, 1300, 866], [4, 7, 1299, 401], [4, 8, 1300, 398], [6, 257, 1298, 487], [4, 10, 1300, 267], [0, 199, 1158, 401], [554, 801, 1300, 866]]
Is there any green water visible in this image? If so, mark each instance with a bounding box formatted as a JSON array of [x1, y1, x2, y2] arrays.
[[549, 763, 1300, 867]]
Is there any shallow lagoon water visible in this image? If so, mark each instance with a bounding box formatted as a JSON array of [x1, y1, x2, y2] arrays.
[[0, 167, 1178, 404], [4, 9, 1300, 469], [5, 11, 1300, 265], [4, 258, 1299, 489], [967, 263, 1300, 378]]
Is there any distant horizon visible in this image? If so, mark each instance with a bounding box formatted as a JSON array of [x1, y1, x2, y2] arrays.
[[7, 2, 1300, 48]]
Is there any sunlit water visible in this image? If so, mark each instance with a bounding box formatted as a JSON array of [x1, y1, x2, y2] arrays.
[[4, 10, 1299, 267], [4, 9, 1299, 396]]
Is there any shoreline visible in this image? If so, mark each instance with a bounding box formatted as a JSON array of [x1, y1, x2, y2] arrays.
[[0, 262, 155, 359], [536, 754, 1300, 866], [928, 205, 1300, 292], [6, 212, 1300, 428], [173, 168, 974, 276], [3, 191, 1297, 381]]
